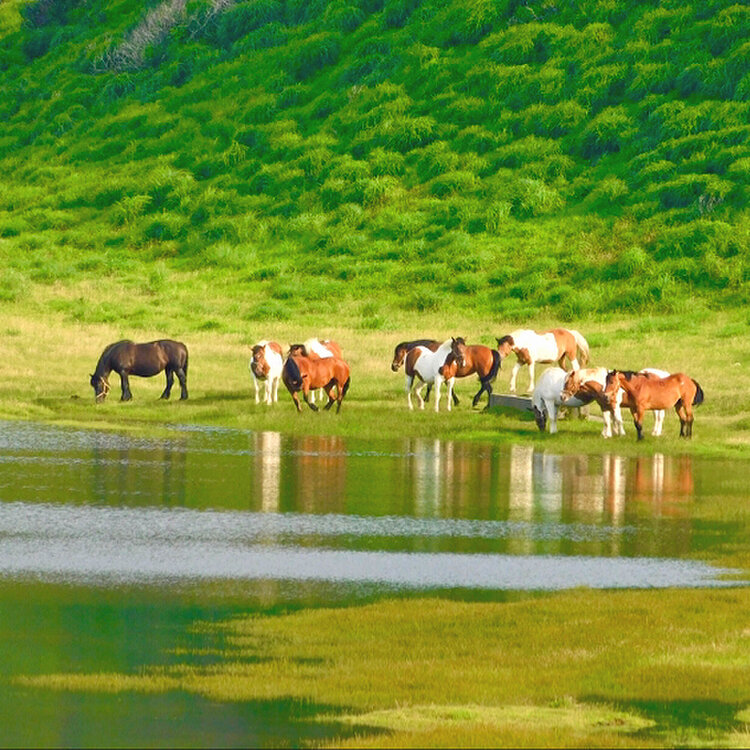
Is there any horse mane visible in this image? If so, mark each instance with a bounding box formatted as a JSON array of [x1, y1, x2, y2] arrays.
[[94, 340, 132, 374]]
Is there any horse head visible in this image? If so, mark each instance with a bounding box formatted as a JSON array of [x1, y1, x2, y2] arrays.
[[560, 370, 582, 403], [532, 404, 547, 432], [450, 337, 467, 368], [603, 370, 625, 409], [496, 335, 514, 358], [391, 344, 407, 372], [90, 373, 110, 402], [250, 345, 270, 378]]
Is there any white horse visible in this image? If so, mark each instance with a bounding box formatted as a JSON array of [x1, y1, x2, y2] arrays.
[[404, 339, 456, 412], [249, 340, 283, 405], [531, 367, 589, 434], [497, 328, 590, 393]]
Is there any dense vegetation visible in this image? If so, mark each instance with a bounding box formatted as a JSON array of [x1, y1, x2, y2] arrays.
[[0, 0, 749, 327]]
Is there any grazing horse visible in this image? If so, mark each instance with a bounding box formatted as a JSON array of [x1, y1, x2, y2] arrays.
[[282, 345, 350, 413], [439, 337, 501, 408], [531, 367, 588, 434], [404, 339, 455, 412], [90, 339, 188, 402], [249, 340, 284, 405], [604, 370, 704, 440], [496, 328, 590, 394]]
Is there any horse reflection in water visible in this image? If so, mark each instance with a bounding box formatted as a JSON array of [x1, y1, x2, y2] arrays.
[[253, 431, 282, 513], [293, 435, 348, 513]]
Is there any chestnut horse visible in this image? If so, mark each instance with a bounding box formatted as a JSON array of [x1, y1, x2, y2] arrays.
[[604, 370, 704, 440], [249, 340, 284, 405], [496, 328, 590, 393], [302, 338, 343, 403], [90, 339, 188, 402], [439, 337, 501, 408], [282, 345, 350, 413]]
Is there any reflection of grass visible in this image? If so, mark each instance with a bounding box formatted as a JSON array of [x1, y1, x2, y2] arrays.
[[16, 589, 750, 748]]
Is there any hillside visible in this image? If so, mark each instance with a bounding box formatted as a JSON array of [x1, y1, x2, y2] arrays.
[[1, 0, 749, 328]]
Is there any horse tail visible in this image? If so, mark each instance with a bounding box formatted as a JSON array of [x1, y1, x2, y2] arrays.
[[692, 380, 704, 406], [342, 377, 351, 398], [572, 330, 590, 366], [487, 349, 501, 382], [283, 357, 304, 390]]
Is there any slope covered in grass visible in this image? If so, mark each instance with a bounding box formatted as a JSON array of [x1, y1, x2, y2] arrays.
[[1, 0, 749, 324]]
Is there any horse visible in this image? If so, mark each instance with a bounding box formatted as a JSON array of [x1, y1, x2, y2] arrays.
[[439, 337, 501, 408], [249, 340, 283, 405], [301, 338, 343, 402], [560, 367, 626, 438], [392, 338, 459, 405], [563, 367, 672, 437], [496, 328, 590, 394], [531, 367, 589, 434], [604, 370, 704, 440], [90, 339, 188, 402], [282, 345, 351, 413], [404, 339, 456, 412]]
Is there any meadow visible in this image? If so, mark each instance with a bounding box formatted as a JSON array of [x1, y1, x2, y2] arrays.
[[2, 1, 750, 746]]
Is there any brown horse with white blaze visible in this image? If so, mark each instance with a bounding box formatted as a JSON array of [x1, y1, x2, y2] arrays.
[[439, 337, 501, 407], [282, 345, 351, 413], [604, 370, 704, 440]]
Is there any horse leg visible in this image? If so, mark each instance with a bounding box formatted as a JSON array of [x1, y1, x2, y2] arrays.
[[433, 376, 443, 412], [652, 409, 665, 436], [416, 382, 427, 410], [253, 375, 261, 404], [264, 378, 272, 405], [175, 367, 188, 400], [601, 410, 612, 438], [406, 375, 415, 410], [546, 399, 558, 434], [323, 379, 336, 411], [633, 408, 644, 441], [509, 363, 520, 393], [119, 372, 132, 401], [445, 377, 455, 412], [302, 385, 319, 412], [527, 362, 535, 394], [271, 375, 280, 403], [472, 378, 489, 408], [290, 391, 303, 413]]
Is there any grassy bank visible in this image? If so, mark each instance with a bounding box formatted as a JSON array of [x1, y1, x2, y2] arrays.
[[15, 589, 750, 748], [1, 281, 750, 458]]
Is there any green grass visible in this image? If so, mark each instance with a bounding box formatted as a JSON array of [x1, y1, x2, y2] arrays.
[[15, 590, 750, 748]]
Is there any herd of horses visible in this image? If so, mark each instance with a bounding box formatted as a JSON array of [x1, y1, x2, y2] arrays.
[[89, 326, 704, 440]]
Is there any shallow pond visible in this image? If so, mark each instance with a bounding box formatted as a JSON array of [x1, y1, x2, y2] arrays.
[[0, 420, 747, 747]]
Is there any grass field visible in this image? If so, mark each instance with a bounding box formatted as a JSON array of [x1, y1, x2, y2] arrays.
[[2, 284, 750, 747]]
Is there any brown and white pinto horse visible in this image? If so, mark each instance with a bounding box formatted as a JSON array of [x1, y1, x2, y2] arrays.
[[392, 338, 459, 405], [282, 345, 351, 413], [496, 328, 590, 393], [439, 337, 501, 408], [604, 370, 704, 440], [249, 340, 284, 405]]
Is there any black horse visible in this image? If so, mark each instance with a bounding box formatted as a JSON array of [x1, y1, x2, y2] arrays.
[[90, 340, 189, 402]]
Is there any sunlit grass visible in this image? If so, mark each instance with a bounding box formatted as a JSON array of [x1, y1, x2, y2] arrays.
[[15, 589, 750, 748]]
